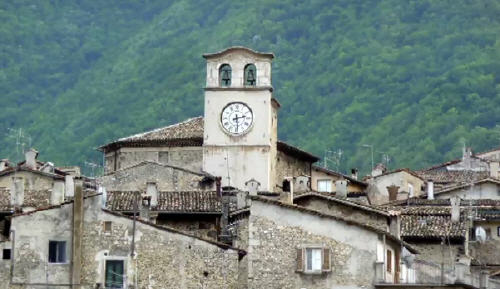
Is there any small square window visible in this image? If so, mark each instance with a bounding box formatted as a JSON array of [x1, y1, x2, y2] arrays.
[[48, 241, 66, 263], [2, 249, 11, 260], [104, 221, 112, 233], [297, 246, 330, 273]]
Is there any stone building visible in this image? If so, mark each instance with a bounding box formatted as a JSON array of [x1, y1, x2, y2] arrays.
[[230, 196, 417, 289], [310, 165, 367, 195], [3, 192, 242, 289], [99, 47, 320, 195], [366, 168, 425, 205]]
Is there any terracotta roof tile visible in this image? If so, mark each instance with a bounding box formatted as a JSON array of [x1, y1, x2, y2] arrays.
[[415, 170, 488, 185], [106, 191, 222, 213], [401, 214, 466, 239]]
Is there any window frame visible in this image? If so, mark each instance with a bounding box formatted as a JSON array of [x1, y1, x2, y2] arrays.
[[48, 240, 67, 264], [296, 245, 331, 274], [219, 64, 232, 87], [317, 179, 332, 193], [105, 259, 125, 289], [244, 63, 257, 86], [305, 247, 323, 273]]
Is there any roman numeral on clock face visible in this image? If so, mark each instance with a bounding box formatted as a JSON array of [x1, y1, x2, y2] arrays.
[[221, 102, 253, 135]]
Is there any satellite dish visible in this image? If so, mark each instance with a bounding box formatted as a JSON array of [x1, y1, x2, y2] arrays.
[[475, 226, 487, 243]]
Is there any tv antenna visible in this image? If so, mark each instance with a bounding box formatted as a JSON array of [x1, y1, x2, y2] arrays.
[[5, 128, 32, 162], [323, 148, 343, 172]]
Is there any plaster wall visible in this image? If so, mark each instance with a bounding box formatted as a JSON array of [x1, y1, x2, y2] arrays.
[[205, 50, 272, 88], [294, 198, 389, 231], [407, 242, 462, 267], [203, 89, 275, 191], [311, 169, 364, 193], [368, 172, 424, 205], [247, 200, 397, 289], [100, 162, 213, 192], [10, 204, 73, 285]]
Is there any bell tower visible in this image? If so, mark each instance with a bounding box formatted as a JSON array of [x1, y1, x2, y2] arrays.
[[202, 47, 279, 192]]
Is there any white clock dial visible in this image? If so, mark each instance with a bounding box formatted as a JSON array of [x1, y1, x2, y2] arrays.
[[221, 102, 253, 135]]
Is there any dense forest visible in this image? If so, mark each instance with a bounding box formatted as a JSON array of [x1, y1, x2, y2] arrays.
[[1, 0, 500, 176]]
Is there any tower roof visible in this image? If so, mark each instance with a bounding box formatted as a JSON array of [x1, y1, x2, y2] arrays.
[[203, 46, 274, 59]]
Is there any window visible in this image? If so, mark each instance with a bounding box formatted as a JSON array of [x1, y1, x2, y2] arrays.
[[48, 241, 66, 263], [386, 249, 392, 273], [317, 180, 332, 193], [497, 226, 500, 237], [244, 64, 257, 86], [105, 260, 124, 288], [296, 247, 331, 273], [104, 221, 112, 233], [158, 151, 169, 164], [408, 184, 414, 197], [219, 64, 232, 87], [2, 249, 11, 260], [282, 180, 290, 192]]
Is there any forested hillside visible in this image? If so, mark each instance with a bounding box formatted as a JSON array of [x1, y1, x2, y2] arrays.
[[2, 0, 500, 176]]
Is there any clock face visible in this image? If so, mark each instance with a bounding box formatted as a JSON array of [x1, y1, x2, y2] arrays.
[[221, 102, 253, 135]]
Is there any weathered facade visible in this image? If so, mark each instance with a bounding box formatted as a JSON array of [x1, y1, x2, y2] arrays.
[[5, 194, 242, 289], [367, 169, 425, 205]]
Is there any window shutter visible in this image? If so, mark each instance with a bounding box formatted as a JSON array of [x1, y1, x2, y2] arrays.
[[322, 248, 331, 272], [296, 248, 304, 272]]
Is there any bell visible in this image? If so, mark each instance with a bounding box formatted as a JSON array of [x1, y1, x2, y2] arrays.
[[221, 70, 231, 86], [246, 69, 255, 85]]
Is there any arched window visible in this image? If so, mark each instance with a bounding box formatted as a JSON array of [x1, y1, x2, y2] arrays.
[[244, 64, 257, 86], [219, 64, 232, 87]]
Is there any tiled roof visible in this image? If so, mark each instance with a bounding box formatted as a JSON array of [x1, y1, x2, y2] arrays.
[[100, 116, 320, 162], [401, 214, 466, 239], [106, 191, 222, 213], [415, 170, 488, 184]]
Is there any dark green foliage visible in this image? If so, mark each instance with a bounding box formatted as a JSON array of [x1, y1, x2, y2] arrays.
[[2, 0, 500, 176]]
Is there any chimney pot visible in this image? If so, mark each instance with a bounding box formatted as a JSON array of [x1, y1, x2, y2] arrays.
[[427, 181, 434, 200], [146, 182, 158, 207], [245, 178, 260, 196], [25, 148, 38, 170], [0, 159, 9, 172], [451, 196, 460, 223], [351, 168, 358, 180], [335, 180, 348, 198], [65, 175, 75, 198]]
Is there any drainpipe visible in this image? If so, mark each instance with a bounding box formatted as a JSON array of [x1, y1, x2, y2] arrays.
[[72, 182, 84, 289]]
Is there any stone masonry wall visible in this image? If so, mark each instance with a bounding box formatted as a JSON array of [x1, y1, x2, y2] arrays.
[[248, 214, 376, 289], [100, 162, 213, 192], [275, 151, 311, 192], [81, 197, 240, 289], [105, 147, 203, 173]]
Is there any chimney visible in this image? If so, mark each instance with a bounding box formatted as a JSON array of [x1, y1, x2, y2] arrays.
[[25, 148, 38, 170], [294, 176, 310, 193], [427, 181, 434, 200], [372, 163, 387, 177], [451, 196, 460, 223], [489, 162, 499, 179], [335, 180, 347, 198], [146, 182, 158, 207], [11, 177, 24, 206], [140, 196, 151, 220], [480, 270, 489, 289], [0, 159, 8, 172], [245, 178, 260, 196], [65, 175, 75, 198], [351, 168, 358, 180], [387, 185, 399, 201], [283, 177, 294, 204], [51, 180, 65, 205]]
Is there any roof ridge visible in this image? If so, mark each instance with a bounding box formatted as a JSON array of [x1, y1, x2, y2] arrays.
[[118, 116, 203, 141]]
